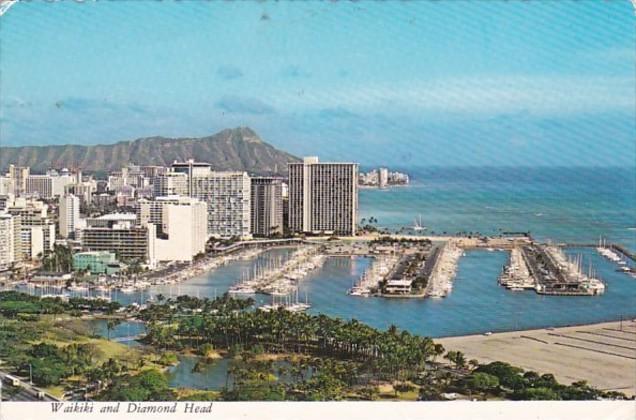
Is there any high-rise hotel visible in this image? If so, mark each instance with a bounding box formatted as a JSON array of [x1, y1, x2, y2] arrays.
[[250, 177, 283, 236], [165, 160, 251, 238], [288, 157, 358, 236]]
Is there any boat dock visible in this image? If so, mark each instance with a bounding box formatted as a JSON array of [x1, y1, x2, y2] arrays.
[[498, 247, 535, 290], [557, 242, 636, 263], [425, 240, 463, 298], [229, 246, 325, 296], [349, 255, 400, 297], [521, 244, 605, 296]]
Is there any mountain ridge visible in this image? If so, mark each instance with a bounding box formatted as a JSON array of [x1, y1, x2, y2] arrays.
[[0, 127, 299, 176]]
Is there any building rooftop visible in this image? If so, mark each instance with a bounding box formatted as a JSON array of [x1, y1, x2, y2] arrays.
[[74, 251, 116, 257], [386, 279, 413, 287], [171, 160, 212, 167], [95, 213, 136, 221], [292, 157, 359, 166]]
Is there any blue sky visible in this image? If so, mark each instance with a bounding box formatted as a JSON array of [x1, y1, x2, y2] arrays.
[[1, 1, 634, 166]]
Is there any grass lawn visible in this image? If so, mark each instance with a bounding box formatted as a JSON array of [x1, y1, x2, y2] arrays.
[[377, 382, 421, 401], [173, 388, 221, 401]]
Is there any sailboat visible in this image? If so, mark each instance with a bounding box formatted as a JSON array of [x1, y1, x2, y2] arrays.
[[412, 214, 426, 231]]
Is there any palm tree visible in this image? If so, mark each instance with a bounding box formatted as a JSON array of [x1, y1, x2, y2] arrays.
[[106, 319, 122, 340]]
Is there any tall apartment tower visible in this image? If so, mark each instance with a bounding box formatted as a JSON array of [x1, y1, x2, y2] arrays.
[[250, 177, 283, 237], [59, 194, 81, 238], [8, 165, 30, 196], [25, 175, 54, 198], [378, 168, 389, 188], [170, 160, 213, 197], [288, 157, 358, 236], [170, 161, 251, 238], [190, 171, 251, 238], [7, 199, 55, 259]]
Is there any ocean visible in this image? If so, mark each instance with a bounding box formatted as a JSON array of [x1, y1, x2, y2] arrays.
[[359, 166, 636, 249]]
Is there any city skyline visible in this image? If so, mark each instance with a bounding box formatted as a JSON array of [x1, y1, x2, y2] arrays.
[[0, 1, 635, 410], [1, 1, 634, 167]]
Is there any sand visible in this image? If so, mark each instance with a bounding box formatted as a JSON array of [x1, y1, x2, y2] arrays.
[[437, 320, 636, 396]]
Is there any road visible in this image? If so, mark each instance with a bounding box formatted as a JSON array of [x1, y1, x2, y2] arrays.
[[0, 370, 59, 401]]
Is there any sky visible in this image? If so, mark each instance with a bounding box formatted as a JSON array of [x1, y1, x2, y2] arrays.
[[0, 1, 634, 167]]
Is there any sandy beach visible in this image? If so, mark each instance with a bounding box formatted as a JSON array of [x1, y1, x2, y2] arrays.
[[437, 319, 636, 396]]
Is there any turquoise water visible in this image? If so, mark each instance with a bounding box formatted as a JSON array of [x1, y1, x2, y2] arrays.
[[360, 167, 636, 249], [86, 319, 146, 346], [103, 247, 636, 341], [297, 250, 636, 338], [167, 356, 231, 391], [109, 247, 296, 307]]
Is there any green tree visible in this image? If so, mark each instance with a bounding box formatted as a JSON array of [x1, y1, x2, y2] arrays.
[[106, 319, 122, 340], [465, 372, 500, 392]]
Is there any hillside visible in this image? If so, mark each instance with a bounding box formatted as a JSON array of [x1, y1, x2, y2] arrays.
[[0, 127, 299, 176]]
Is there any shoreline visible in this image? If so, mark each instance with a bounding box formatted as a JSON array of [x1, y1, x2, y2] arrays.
[[437, 318, 636, 396], [433, 318, 636, 340]]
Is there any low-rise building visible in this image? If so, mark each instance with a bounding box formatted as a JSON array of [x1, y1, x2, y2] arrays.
[[73, 251, 121, 275], [82, 214, 151, 264]]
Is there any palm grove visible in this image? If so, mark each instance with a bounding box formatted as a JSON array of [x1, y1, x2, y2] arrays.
[[134, 295, 628, 401], [0, 291, 629, 401]]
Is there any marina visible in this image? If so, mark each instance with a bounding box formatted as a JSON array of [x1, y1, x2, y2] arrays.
[[228, 245, 325, 300], [88, 245, 636, 348], [349, 254, 399, 297], [520, 244, 606, 296], [499, 243, 609, 295], [498, 247, 535, 290]]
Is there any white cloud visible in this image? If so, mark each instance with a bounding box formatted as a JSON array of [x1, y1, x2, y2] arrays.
[[267, 74, 634, 116]]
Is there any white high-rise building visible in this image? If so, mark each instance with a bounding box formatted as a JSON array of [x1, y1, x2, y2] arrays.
[[0, 177, 14, 196], [59, 194, 81, 238], [25, 175, 53, 198], [170, 161, 251, 238], [145, 196, 208, 262], [379, 168, 389, 189], [6, 198, 55, 259], [288, 156, 358, 236], [191, 172, 251, 238], [8, 165, 30, 196], [0, 213, 20, 271], [24, 171, 76, 199], [51, 171, 76, 196]]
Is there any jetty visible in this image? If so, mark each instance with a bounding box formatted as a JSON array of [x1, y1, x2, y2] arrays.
[[425, 240, 463, 298]]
